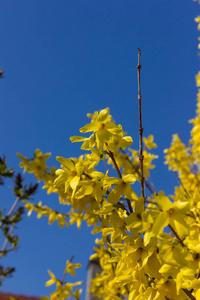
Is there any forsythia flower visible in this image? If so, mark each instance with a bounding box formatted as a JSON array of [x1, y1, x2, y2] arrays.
[[64, 261, 81, 276], [17, 149, 51, 181], [70, 108, 133, 153], [18, 76, 200, 300], [143, 135, 157, 149], [104, 174, 138, 204]]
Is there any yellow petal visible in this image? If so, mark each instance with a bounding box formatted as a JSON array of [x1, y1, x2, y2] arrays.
[[170, 214, 189, 239], [124, 185, 138, 201], [56, 156, 74, 170], [152, 212, 169, 236], [123, 174, 137, 184], [108, 184, 124, 204], [97, 108, 109, 122], [79, 122, 98, 133], [120, 136, 133, 148], [70, 136, 87, 142], [155, 192, 173, 211], [70, 175, 80, 190]]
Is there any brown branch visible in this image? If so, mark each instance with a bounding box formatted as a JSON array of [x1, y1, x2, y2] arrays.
[[120, 148, 155, 195], [168, 224, 185, 247], [107, 150, 122, 179], [126, 199, 133, 214], [137, 48, 145, 199], [82, 171, 93, 180], [115, 200, 130, 215], [182, 288, 196, 300], [0, 246, 19, 254], [148, 178, 157, 194], [107, 150, 133, 213], [145, 180, 155, 195]]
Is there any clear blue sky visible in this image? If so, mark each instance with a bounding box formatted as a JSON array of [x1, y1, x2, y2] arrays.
[[1, 0, 200, 299]]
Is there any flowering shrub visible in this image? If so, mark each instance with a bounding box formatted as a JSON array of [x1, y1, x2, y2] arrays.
[[17, 2, 200, 299]]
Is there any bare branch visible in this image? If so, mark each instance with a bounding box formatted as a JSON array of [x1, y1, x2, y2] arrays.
[[137, 48, 145, 199]]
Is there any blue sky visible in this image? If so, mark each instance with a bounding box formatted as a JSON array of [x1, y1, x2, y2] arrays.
[[1, 0, 200, 299]]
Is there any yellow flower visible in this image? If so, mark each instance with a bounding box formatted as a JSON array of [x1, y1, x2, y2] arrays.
[[143, 135, 157, 149], [69, 212, 83, 229], [17, 149, 51, 180], [64, 260, 81, 277], [104, 174, 138, 204], [54, 157, 83, 196], [106, 135, 133, 152], [45, 270, 60, 287], [70, 134, 95, 150], [79, 108, 123, 150], [152, 192, 189, 239]]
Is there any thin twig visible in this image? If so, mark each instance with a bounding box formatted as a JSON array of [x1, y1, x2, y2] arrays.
[[107, 150, 133, 213], [61, 255, 75, 284], [120, 148, 155, 194], [144, 180, 155, 195], [182, 288, 196, 300], [0, 197, 20, 229], [107, 150, 122, 179], [168, 224, 185, 247], [148, 178, 157, 194], [126, 199, 133, 214], [0, 224, 15, 258], [0, 246, 19, 254], [137, 48, 145, 199], [82, 172, 93, 180]]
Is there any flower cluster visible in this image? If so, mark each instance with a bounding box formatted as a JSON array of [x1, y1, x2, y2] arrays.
[[16, 2, 200, 299], [18, 108, 159, 299], [17, 97, 200, 300], [41, 260, 82, 300]]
